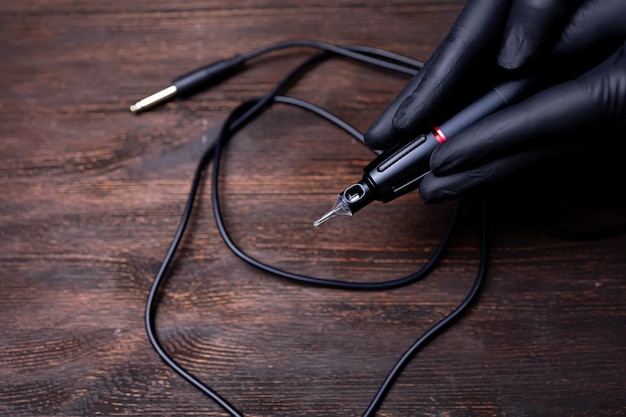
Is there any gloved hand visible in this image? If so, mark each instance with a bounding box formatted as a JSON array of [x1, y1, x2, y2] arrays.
[[365, 0, 626, 203]]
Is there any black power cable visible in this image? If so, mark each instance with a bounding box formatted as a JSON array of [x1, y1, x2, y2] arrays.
[[143, 43, 488, 417]]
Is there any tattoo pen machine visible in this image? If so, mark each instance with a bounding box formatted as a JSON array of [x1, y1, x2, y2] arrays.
[[314, 77, 533, 226]]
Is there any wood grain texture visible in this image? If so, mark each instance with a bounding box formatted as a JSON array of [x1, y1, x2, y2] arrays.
[[1, 1, 624, 416]]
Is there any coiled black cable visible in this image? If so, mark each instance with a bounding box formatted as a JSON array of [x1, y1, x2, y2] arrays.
[[144, 43, 488, 417], [239, 40, 423, 76]]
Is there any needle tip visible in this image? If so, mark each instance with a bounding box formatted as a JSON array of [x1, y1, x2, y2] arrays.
[[313, 194, 352, 227], [313, 214, 331, 227]]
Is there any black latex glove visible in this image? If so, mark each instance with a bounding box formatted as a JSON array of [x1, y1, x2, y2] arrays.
[[365, 0, 626, 203]]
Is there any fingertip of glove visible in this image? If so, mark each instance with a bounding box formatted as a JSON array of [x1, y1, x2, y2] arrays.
[[418, 175, 455, 204], [429, 142, 461, 177], [428, 146, 446, 173], [363, 117, 398, 149], [391, 103, 427, 141], [417, 175, 436, 203], [497, 31, 531, 70], [389, 116, 411, 139]]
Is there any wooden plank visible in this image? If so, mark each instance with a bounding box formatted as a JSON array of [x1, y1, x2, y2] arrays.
[[1, 1, 624, 416]]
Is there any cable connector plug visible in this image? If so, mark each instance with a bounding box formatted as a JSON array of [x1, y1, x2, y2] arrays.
[[130, 54, 246, 113]]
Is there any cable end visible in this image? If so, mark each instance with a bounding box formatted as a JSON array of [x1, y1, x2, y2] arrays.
[[130, 85, 178, 113]]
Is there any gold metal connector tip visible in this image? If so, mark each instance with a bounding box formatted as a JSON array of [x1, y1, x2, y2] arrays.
[[129, 85, 178, 113]]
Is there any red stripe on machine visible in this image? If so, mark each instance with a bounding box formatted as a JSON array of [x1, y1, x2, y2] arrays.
[[433, 126, 447, 144]]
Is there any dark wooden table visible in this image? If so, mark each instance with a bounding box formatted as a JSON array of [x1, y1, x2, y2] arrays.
[[1, 1, 625, 416]]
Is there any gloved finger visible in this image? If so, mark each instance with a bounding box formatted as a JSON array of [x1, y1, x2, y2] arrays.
[[498, 0, 579, 70], [365, 0, 511, 149], [554, 0, 626, 58], [362, 70, 427, 150], [392, 0, 511, 137], [419, 140, 593, 203], [429, 43, 626, 176]]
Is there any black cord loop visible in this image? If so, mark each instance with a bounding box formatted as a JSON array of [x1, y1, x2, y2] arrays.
[[144, 42, 488, 417]]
